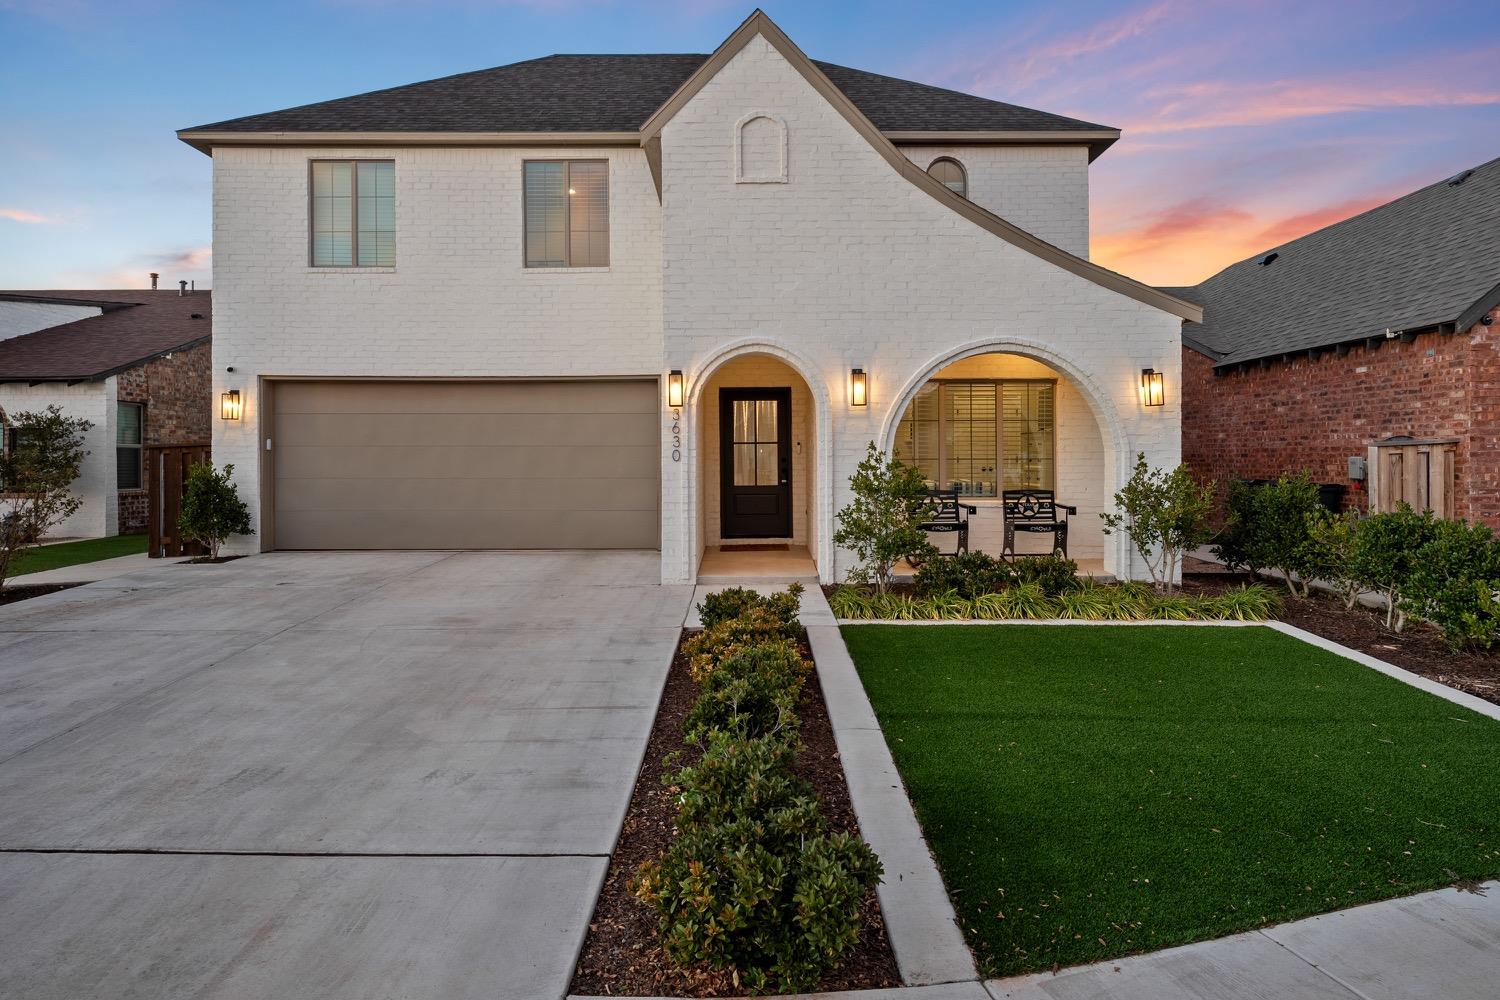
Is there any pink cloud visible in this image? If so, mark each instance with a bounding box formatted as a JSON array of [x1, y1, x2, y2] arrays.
[[0, 207, 55, 224]]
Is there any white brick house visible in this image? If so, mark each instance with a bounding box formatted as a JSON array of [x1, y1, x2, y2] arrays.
[[180, 11, 1199, 583]]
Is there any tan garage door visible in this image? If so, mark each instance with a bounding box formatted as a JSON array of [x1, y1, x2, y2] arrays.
[[272, 380, 659, 549]]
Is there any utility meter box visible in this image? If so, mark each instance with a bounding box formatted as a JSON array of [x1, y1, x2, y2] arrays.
[[1347, 455, 1367, 481]]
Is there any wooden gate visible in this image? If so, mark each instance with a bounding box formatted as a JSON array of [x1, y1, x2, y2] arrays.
[[146, 442, 211, 558]]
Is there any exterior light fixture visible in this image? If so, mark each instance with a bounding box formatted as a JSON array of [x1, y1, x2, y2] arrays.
[[1140, 368, 1165, 407], [221, 389, 242, 421], [667, 370, 685, 408], [850, 368, 868, 407]]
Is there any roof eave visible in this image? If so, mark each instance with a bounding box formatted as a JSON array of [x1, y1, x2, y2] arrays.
[[176, 129, 642, 155], [0, 334, 211, 385], [886, 129, 1120, 161]]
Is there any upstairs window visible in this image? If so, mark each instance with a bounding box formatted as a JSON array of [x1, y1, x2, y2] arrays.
[[927, 157, 967, 198], [524, 160, 609, 268], [117, 401, 143, 490], [311, 160, 395, 267]]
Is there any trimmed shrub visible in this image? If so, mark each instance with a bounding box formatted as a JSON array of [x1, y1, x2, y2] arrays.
[[1100, 453, 1216, 593], [1211, 479, 1261, 575], [1402, 517, 1500, 649], [913, 551, 1015, 599], [683, 607, 805, 683], [697, 583, 804, 630], [667, 730, 812, 832], [632, 792, 882, 993], [1347, 505, 1440, 631], [1306, 511, 1363, 610], [834, 442, 936, 592], [1012, 553, 1081, 597], [177, 462, 253, 561], [1230, 473, 1331, 597], [685, 643, 809, 744]]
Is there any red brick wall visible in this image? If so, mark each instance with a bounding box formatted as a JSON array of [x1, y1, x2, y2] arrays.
[[1182, 314, 1496, 527], [115, 340, 212, 533]]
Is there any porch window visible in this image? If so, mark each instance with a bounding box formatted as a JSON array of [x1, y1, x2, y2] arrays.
[[894, 380, 1055, 497]]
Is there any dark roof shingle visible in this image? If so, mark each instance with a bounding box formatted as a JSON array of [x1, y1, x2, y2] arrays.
[[1175, 156, 1500, 368], [182, 53, 1112, 137], [0, 291, 211, 382]]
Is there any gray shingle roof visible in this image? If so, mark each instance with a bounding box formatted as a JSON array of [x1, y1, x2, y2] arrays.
[[182, 53, 1112, 137], [1174, 156, 1500, 369], [0, 291, 211, 382]]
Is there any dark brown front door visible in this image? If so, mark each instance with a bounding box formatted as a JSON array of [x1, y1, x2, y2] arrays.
[[720, 387, 792, 538]]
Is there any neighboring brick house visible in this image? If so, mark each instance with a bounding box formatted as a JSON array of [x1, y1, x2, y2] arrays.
[[1173, 156, 1500, 527], [0, 290, 212, 536], [178, 11, 1200, 582]]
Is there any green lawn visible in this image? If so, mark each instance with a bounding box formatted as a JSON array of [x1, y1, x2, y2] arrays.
[[9, 534, 148, 578], [844, 624, 1500, 978]]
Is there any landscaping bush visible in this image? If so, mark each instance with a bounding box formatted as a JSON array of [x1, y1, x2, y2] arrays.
[[1346, 504, 1440, 631], [667, 730, 813, 831], [1211, 473, 1330, 596], [1100, 453, 1215, 593], [684, 644, 808, 744], [833, 442, 935, 592], [177, 462, 253, 560], [0, 405, 90, 589], [697, 582, 805, 630], [632, 789, 882, 994], [913, 551, 1015, 599], [1402, 517, 1500, 649], [826, 580, 1279, 623], [1208, 584, 1282, 621], [1012, 553, 1081, 597], [683, 607, 805, 683], [1306, 510, 1364, 610]]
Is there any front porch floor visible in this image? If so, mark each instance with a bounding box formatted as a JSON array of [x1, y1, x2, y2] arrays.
[[697, 544, 817, 583]]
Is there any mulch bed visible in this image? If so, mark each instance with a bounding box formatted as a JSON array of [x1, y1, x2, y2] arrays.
[[0, 582, 83, 606], [181, 555, 247, 565], [1182, 570, 1500, 707], [569, 631, 902, 997]]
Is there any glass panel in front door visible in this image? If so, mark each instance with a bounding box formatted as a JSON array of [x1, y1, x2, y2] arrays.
[[731, 398, 780, 487]]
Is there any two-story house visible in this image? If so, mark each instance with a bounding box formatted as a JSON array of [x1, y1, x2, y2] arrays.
[[178, 10, 1199, 584]]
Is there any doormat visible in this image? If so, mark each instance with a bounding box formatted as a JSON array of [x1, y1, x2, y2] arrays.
[[719, 543, 791, 552]]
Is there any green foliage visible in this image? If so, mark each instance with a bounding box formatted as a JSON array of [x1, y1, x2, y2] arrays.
[[1207, 584, 1282, 622], [632, 806, 882, 993], [833, 442, 935, 592], [635, 586, 883, 991], [1402, 517, 1500, 649], [1052, 582, 1115, 620], [913, 551, 1016, 599], [697, 582, 805, 630], [827, 580, 1279, 623], [1012, 553, 1082, 597], [667, 730, 813, 832], [177, 462, 253, 560], [1346, 505, 1440, 631], [1212, 474, 1331, 596], [683, 607, 805, 683], [685, 644, 808, 744], [0, 405, 90, 587], [1305, 511, 1364, 610], [1100, 453, 1216, 593]]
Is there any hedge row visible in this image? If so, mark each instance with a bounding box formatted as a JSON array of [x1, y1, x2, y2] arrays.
[[832, 577, 1280, 622], [630, 584, 883, 994]]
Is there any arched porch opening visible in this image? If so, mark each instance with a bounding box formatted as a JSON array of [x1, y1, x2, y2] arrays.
[[881, 344, 1130, 578], [691, 351, 823, 582]]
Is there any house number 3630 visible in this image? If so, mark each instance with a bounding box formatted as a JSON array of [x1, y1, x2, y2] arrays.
[[670, 409, 681, 462]]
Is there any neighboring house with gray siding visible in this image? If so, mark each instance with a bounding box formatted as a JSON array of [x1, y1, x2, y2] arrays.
[[180, 10, 1199, 583]]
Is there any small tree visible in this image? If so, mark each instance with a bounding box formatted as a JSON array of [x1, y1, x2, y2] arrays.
[[833, 442, 935, 593], [1346, 504, 1438, 631], [177, 462, 253, 560], [1245, 473, 1332, 597], [0, 405, 90, 588], [1100, 453, 1214, 593], [1306, 509, 1364, 610]]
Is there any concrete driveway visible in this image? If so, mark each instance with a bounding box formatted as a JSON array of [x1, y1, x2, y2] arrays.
[[0, 550, 693, 1000]]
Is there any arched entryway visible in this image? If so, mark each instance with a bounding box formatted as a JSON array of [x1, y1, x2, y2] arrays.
[[678, 344, 832, 583], [881, 341, 1130, 578]]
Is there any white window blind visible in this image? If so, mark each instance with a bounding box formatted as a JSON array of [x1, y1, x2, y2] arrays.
[[312, 160, 394, 267], [525, 160, 609, 267]]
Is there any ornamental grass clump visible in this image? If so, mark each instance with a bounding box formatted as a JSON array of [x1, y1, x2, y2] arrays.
[[633, 586, 883, 993]]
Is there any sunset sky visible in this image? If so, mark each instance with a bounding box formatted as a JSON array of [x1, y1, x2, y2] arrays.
[[1, 0, 1496, 290]]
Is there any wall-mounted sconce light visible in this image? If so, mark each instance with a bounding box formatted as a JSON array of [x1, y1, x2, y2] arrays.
[[667, 370, 685, 408], [850, 368, 868, 407], [221, 389, 242, 421], [1140, 368, 1165, 407]]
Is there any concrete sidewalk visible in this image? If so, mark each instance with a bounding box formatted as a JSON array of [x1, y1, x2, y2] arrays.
[[8, 551, 156, 586], [988, 880, 1500, 999]]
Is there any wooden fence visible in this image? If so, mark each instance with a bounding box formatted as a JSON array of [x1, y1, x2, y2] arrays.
[[146, 442, 211, 558]]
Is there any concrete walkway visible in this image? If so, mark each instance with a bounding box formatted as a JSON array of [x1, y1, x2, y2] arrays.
[[989, 880, 1500, 1000], [0, 550, 693, 1000], [7, 551, 155, 586]]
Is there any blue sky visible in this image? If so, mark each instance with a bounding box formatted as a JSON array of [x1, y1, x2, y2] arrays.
[[1, 0, 1496, 289]]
